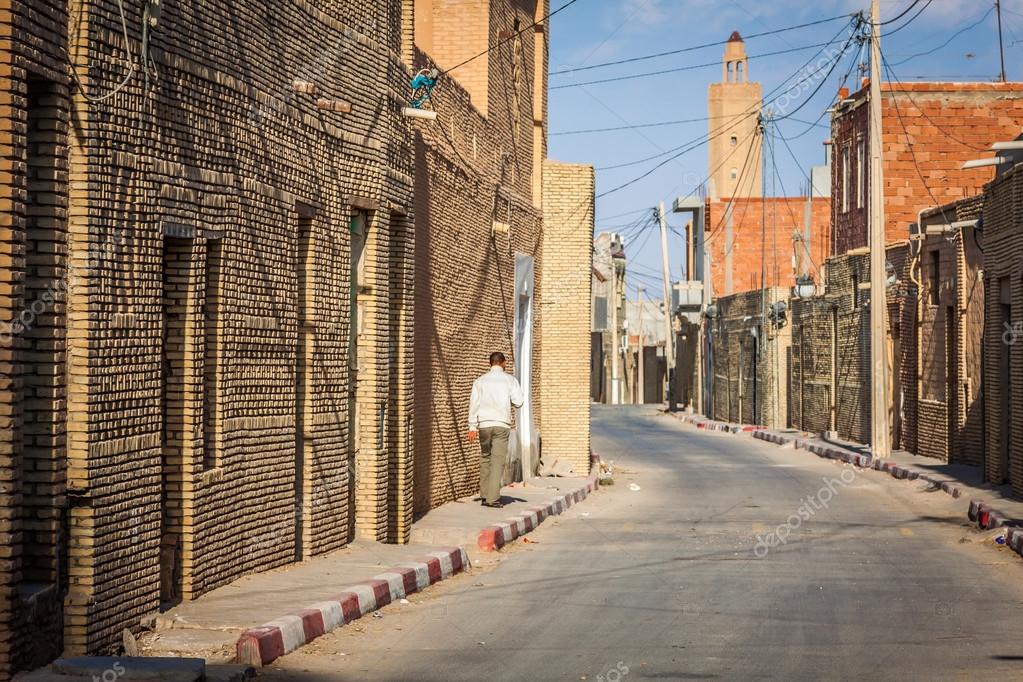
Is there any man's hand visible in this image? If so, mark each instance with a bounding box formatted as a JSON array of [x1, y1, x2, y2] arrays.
[[467, 430, 479, 443]]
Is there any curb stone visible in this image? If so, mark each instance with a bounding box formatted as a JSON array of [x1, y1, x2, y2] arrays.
[[235, 547, 468, 667], [674, 413, 1023, 563], [477, 453, 601, 552]]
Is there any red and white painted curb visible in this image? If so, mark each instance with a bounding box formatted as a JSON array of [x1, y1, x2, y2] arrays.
[[235, 547, 468, 667], [677, 413, 1023, 562], [477, 456, 600, 552]]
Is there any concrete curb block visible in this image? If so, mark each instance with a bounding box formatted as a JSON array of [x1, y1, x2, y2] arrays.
[[235, 547, 469, 667], [477, 454, 601, 552], [714, 417, 1023, 562]]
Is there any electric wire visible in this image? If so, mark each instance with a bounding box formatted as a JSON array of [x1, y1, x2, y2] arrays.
[[891, 5, 994, 66], [551, 40, 839, 90], [878, 0, 928, 26], [70, 0, 136, 103], [553, 114, 827, 137], [439, 0, 584, 76], [596, 16, 860, 178], [550, 13, 854, 76]]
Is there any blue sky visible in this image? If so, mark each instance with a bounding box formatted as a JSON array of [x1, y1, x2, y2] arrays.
[[547, 0, 1023, 296]]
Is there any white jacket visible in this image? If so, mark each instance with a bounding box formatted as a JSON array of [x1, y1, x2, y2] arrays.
[[468, 367, 524, 430]]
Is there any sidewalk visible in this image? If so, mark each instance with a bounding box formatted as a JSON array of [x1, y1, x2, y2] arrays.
[[669, 410, 1023, 560], [140, 464, 598, 668]]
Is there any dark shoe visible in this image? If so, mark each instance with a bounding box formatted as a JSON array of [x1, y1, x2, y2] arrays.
[[482, 501, 504, 509]]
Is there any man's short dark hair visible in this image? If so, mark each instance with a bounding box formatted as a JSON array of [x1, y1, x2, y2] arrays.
[[489, 352, 506, 366]]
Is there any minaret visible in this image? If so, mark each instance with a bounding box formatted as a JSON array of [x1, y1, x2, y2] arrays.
[[707, 31, 763, 199]]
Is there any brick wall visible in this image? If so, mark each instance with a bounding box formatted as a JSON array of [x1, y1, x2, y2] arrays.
[[786, 242, 915, 448], [411, 0, 547, 514], [705, 197, 830, 297], [916, 197, 983, 465], [539, 160, 592, 474], [708, 286, 790, 428], [0, 0, 70, 675], [0, 0, 418, 666], [982, 164, 1023, 494], [831, 82, 1023, 255]]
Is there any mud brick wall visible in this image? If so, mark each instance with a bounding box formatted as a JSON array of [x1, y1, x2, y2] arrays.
[[787, 243, 916, 450], [916, 198, 983, 465], [709, 286, 789, 428], [982, 164, 1023, 495], [0, 0, 70, 676], [789, 296, 836, 435], [411, 0, 546, 514], [539, 160, 592, 474], [48, 0, 416, 658], [705, 197, 830, 297], [831, 82, 1023, 256]]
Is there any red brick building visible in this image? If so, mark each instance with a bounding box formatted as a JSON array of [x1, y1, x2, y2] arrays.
[[704, 197, 830, 297], [831, 81, 1023, 256]]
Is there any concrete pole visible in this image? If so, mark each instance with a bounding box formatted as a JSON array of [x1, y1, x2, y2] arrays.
[[869, 0, 891, 458], [658, 202, 676, 409], [609, 247, 620, 404]]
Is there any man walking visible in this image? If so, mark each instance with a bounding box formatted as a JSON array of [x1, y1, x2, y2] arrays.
[[468, 352, 525, 508]]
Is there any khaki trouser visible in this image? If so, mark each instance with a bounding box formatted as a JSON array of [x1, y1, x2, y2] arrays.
[[479, 426, 510, 504]]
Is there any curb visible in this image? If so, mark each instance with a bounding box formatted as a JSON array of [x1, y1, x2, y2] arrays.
[[477, 455, 600, 552], [676, 413, 1023, 562], [235, 547, 468, 667]]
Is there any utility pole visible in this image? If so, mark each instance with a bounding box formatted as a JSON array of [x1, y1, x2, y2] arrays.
[[869, 0, 891, 458], [657, 201, 676, 410], [609, 245, 620, 404], [996, 0, 1007, 82], [637, 286, 646, 404]]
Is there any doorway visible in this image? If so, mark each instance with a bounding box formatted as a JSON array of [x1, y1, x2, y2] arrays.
[[347, 211, 369, 539], [294, 215, 314, 559], [513, 254, 535, 478], [999, 277, 1011, 483]]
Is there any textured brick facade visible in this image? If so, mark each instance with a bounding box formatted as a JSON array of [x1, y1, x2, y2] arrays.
[[2, 0, 418, 671], [410, 0, 549, 514], [539, 161, 592, 474], [708, 287, 790, 428], [916, 198, 983, 466], [0, 0, 592, 672], [831, 82, 1023, 255], [784, 242, 915, 448], [705, 197, 830, 297], [982, 164, 1023, 495]]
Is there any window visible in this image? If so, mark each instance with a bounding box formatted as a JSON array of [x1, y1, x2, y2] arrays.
[[730, 135, 738, 146], [856, 139, 865, 209], [729, 167, 738, 180], [841, 146, 850, 213], [929, 250, 940, 305]]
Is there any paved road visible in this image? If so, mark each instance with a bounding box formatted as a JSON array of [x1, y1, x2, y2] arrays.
[[260, 406, 1023, 681]]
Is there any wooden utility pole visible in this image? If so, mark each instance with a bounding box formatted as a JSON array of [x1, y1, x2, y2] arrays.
[[996, 0, 1007, 82], [658, 202, 676, 410], [869, 0, 891, 458]]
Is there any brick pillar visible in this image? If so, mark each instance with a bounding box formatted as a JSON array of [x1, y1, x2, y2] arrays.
[[539, 161, 593, 474]]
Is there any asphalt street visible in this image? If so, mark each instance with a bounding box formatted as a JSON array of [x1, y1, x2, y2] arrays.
[[258, 405, 1023, 681]]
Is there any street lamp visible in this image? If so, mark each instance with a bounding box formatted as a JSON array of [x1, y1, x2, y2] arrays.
[[793, 274, 816, 300]]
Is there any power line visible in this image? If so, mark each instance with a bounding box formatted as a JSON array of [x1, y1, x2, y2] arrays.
[[879, 50, 955, 232], [881, 53, 989, 152], [550, 13, 854, 76], [879, 0, 929, 26], [704, 126, 763, 246], [596, 17, 860, 177], [883, 0, 934, 36], [551, 40, 840, 90], [552, 114, 827, 137], [439, 0, 584, 76], [891, 5, 994, 66]]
